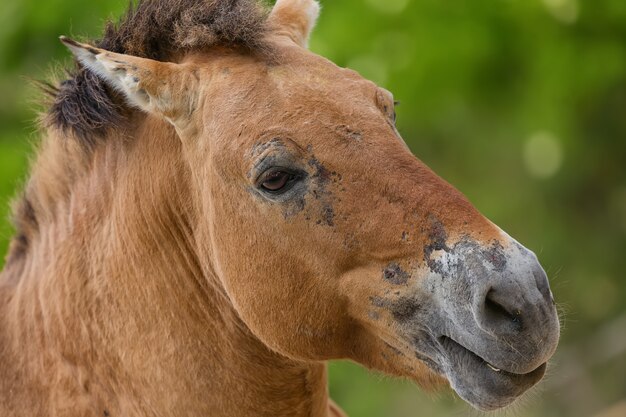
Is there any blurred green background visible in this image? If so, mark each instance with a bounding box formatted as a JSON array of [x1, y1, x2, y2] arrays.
[[1, 0, 625, 416]]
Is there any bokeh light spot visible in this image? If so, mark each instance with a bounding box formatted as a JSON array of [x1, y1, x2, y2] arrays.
[[542, 0, 579, 24], [523, 131, 564, 179]]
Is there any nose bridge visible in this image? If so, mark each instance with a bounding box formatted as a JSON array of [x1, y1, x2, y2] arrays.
[[404, 168, 505, 247]]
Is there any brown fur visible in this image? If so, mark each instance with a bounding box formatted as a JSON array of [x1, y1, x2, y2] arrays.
[[0, 1, 557, 416]]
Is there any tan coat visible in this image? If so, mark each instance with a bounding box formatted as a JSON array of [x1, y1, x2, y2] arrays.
[[0, 1, 559, 416]]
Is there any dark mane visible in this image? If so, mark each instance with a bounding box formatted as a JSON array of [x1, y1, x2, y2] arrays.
[[46, 0, 269, 144]]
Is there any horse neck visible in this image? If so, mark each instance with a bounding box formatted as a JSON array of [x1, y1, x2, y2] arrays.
[[0, 115, 331, 417]]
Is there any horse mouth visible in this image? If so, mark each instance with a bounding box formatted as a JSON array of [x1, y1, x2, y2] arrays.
[[433, 336, 547, 410]]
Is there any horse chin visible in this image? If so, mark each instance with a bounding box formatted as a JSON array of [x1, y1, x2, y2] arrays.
[[430, 336, 547, 411]]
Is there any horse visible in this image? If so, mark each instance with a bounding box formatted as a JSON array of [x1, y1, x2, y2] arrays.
[[0, 0, 560, 416]]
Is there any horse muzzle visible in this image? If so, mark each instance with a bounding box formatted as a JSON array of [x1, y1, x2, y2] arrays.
[[383, 235, 560, 410]]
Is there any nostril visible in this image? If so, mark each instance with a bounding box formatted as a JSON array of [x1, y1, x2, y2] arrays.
[[483, 288, 523, 332], [485, 289, 514, 320]]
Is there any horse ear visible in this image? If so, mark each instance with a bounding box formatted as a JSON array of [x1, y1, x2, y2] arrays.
[[269, 0, 320, 48], [60, 36, 198, 129]]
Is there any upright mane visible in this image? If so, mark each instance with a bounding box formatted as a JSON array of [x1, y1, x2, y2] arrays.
[[46, 0, 269, 144]]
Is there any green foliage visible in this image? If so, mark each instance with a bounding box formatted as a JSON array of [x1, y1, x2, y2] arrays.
[[0, 1, 624, 416]]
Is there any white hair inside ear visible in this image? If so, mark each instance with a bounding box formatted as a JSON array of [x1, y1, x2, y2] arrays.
[[269, 0, 321, 48], [59, 36, 199, 130]]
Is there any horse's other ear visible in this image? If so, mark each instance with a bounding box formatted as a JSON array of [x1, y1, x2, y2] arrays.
[[269, 0, 320, 48], [60, 36, 198, 130]]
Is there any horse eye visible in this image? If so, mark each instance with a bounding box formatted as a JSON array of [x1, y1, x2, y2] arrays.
[[260, 171, 295, 193]]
